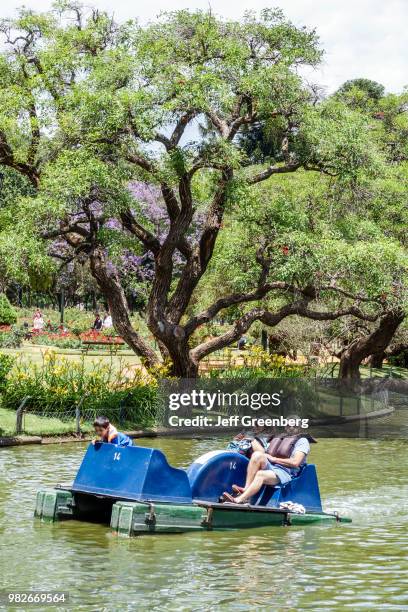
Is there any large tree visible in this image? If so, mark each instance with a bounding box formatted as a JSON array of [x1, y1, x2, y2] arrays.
[[0, 5, 402, 375]]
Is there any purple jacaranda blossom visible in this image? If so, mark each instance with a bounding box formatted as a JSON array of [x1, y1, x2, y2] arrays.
[[128, 181, 205, 243], [104, 218, 122, 230]]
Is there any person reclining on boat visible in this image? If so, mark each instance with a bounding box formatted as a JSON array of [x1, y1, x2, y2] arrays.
[[93, 416, 133, 447], [223, 419, 313, 504]]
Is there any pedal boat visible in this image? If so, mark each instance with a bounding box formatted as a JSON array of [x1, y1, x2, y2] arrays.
[[35, 443, 351, 535]]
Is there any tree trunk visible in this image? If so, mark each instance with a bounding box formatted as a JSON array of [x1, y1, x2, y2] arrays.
[[167, 341, 199, 378], [169, 354, 199, 378], [338, 345, 363, 379], [367, 352, 385, 368], [339, 310, 404, 379], [90, 250, 159, 368]]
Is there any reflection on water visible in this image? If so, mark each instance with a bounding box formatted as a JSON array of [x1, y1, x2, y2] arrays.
[[0, 424, 408, 611]]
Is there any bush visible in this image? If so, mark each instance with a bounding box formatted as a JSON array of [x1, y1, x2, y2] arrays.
[[0, 326, 25, 348], [0, 295, 17, 325], [208, 347, 309, 379], [388, 349, 408, 369], [1, 352, 159, 427], [0, 353, 15, 391]]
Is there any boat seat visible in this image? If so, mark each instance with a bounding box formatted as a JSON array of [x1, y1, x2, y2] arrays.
[[253, 464, 323, 512]]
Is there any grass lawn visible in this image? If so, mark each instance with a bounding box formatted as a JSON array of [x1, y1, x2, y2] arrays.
[[0, 345, 152, 438], [3, 344, 407, 378], [1, 343, 142, 371], [0, 406, 151, 437], [0, 406, 94, 437]]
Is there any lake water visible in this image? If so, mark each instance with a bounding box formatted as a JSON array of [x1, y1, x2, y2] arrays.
[[0, 430, 407, 611]]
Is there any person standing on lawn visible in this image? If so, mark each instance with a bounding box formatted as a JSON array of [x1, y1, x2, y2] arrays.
[[33, 309, 44, 331], [103, 312, 113, 328]]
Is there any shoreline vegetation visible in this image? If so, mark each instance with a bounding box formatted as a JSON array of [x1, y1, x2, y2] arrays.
[[1, 348, 406, 442], [1, 310, 407, 445]]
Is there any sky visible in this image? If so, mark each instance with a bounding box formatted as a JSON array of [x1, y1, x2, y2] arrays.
[[1, 0, 407, 94]]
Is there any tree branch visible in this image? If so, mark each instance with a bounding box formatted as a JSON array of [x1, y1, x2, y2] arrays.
[[26, 95, 41, 167], [160, 183, 180, 220], [0, 129, 39, 187], [319, 284, 383, 304], [125, 153, 156, 174], [41, 223, 90, 240], [191, 298, 381, 362], [120, 210, 161, 254], [205, 111, 229, 138], [166, 168, 233, 324], [184, 281, 291, 336], [156, 110, 198, 150], [247, 161, 302, 185]]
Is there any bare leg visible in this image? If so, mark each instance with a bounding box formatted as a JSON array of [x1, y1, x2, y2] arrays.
[[244, 451, 268, 488], [235, 470, 279, 504]]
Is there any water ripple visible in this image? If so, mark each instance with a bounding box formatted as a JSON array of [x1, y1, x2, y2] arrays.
[[0, 438, 407, 611]]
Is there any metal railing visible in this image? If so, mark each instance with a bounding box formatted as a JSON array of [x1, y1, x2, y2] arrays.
[[8, 394, 137, 438]]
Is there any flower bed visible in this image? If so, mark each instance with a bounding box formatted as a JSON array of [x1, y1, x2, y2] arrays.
[[80, 330, 125, 344], [27, 328, 125, 350], [29, 330, 82, 349]]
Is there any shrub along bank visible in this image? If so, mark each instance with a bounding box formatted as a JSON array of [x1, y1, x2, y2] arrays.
[[0, 347, 314, 438], [0, 352, 159, 435]]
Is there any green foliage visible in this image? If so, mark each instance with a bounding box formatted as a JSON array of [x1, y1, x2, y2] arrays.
[[134, 8, 320, 127], [0, 326, 24, 348], [338, 78, 385, 101], [335, 78, 385, 111], [0, 167, 34, 208], [0, 353, 14, 391], [198, 164, 408, 323], [208, 347, 309, 379], [0, 294, 17, 325], [0, 3, 408, 372], [1, 352, 159, 426], [388, 349, 408, 368], [296, 98, 385, 179], [377, 92, 408, 162], [0, 168, 55, 288]]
